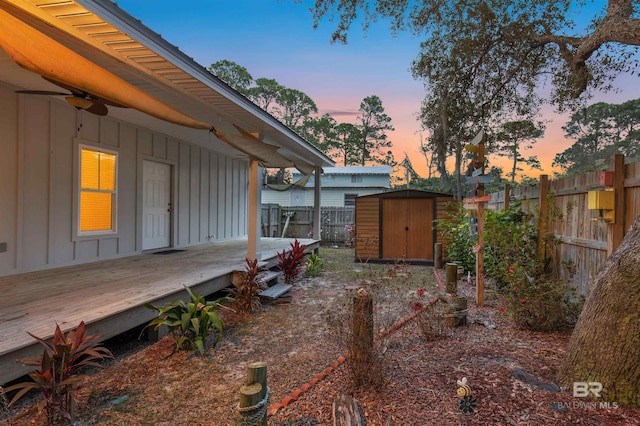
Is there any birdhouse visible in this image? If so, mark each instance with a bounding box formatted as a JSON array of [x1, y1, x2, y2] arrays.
[[587, 189, 615, 223], [599, 171, 614, 186]]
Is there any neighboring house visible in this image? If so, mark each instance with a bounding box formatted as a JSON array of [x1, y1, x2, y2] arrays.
[[262, 166, 392, 207], [0, 0, 333, 278]]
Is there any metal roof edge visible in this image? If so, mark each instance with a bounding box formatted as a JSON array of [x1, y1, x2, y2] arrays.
[[76, 0, 333, 166]]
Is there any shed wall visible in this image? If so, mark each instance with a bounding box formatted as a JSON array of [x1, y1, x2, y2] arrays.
[[355, 197, 380, 260]]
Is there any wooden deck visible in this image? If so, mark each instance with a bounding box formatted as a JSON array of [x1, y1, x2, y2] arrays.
[[0, 238, 318, 385]]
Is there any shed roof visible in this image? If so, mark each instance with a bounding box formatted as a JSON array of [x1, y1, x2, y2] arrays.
[[357, 189, 455, 199]]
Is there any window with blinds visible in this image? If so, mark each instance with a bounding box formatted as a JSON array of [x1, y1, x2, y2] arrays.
[[79, 147, 117, 234]]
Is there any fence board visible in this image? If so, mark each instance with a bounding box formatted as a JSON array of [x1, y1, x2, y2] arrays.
[[486, 158, 640, 296], [261, 205, 356, 244]]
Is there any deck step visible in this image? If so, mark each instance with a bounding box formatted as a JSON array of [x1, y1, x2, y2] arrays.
[[259, 269, 281, 285], [260, 283, 292, 299]]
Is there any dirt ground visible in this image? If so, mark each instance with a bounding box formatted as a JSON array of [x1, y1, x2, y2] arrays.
[[2, 247, 639, 425]]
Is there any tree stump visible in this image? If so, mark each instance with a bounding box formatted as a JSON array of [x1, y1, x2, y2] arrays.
[[332, 393, 366, 426]]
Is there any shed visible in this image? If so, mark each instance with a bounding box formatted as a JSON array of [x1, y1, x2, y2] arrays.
[[354, 189, 457, 262]]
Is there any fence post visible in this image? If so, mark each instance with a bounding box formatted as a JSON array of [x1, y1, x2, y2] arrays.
[[537, 174, 549, 260], [504, 183, 511, 211], [608, 154, 625, 256]]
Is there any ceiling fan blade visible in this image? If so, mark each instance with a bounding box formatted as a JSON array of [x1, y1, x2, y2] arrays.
[[96, 98, 128, 108], [85, 101, 108, 116], [42, 76, 85, 96], [43, 76, 127, 109], [16, 90, 69, 96]]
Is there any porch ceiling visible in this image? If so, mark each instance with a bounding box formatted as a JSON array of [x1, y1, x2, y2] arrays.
[[0, 0, 333, 168]]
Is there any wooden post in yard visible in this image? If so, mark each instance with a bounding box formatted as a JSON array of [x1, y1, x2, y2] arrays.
[[353, 290, 373, 365], [463, 133, 487, 306], [434, 243, 443, 269], [476, 142, 486, 306], [476, 200, 485, 306], [238, 362, 268, 425], [445, 263, 458, 294], [608, 154, 625, 256]]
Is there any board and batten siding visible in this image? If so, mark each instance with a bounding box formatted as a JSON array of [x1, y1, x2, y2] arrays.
[[0, 89, 248, 277]]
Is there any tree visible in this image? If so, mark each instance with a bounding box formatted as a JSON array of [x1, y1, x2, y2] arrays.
[[494, 120, 545, 182], [307, 0, 640, 407], [557, 215, 640, 407], [303, 113, 339, 152], [309, 0, 640, 105], [274, 88, 318, 132], [554, 100, 640, 175], [207, 60, 253, 96], [247, 78, 283, 114], [333, 122, 362, 165], [614, 99, 640, 162], [355, 95, 395, 166]]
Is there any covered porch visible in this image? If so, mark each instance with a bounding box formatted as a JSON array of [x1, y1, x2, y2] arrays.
[[0, 237, 318, 385]]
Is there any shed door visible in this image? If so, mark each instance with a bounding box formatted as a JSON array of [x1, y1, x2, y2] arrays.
[[382, 198, 433, 260], [142, 161, 171, 250]]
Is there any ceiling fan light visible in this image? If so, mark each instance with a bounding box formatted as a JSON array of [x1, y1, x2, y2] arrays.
[[65, 96, 93, 110]]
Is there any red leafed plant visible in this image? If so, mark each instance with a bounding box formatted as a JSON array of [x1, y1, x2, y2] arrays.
[[277, 239, 307, 283], [227, 257, 264, 314], [2, 321, 113, 425]]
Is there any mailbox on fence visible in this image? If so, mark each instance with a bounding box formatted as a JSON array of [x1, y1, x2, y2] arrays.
[[587, 189, 615, 223]]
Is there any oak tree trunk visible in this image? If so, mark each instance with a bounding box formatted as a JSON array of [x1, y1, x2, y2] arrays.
[[557, 216, 640, 407]]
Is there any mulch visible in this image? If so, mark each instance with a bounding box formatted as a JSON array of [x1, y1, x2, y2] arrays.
[[270, 270, 640, 425], [2, 255, 639, 425]]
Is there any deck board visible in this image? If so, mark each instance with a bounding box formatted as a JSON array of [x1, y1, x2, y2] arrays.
[[0, 238, 317, 385]]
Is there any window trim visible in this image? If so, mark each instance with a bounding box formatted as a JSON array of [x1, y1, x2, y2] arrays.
[[344, 193, 359, 207], [77, 143, 118, 237]]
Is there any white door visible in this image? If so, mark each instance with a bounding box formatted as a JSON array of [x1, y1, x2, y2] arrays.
[[142, 161, 171, 250]]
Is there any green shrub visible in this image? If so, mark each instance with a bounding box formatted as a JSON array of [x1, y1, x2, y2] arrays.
[[503, 265, 583, 331], [436, 203, 475, 273], [305, 252, 324, 277], [146, 286, 230, 355], [484, 206, 538, 289], [485, 197, 583, 331], [2, 322, 113, 425]]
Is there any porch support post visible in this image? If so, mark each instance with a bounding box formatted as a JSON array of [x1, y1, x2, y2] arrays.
[[313, 166, 321, 240], [247, 158, 262, 261]]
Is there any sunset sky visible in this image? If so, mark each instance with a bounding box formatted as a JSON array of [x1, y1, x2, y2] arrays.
[[114, 0, 640, 181]]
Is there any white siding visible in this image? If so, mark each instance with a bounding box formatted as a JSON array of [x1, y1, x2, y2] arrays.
[[261, 188, 292, 206], [0, 84, 248, 276]]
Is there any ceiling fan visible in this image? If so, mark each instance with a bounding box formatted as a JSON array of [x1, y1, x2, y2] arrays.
[[16, 77, 127, 116]]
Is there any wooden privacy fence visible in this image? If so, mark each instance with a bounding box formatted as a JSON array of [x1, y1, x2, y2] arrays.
[[260, 205, 355, 244], [486, 154, 640, 296]]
